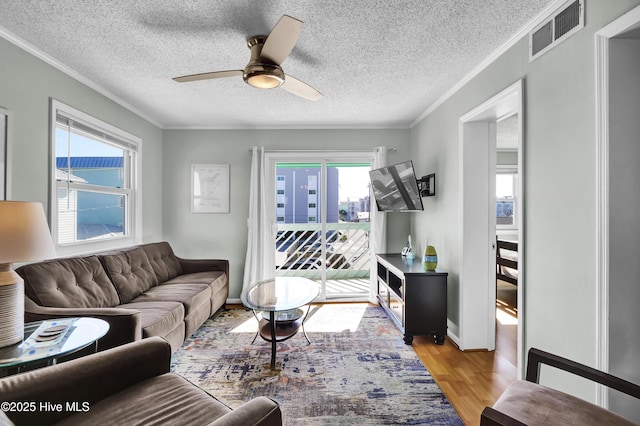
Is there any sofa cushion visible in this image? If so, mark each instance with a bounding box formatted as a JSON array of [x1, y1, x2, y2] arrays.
[[55, 373, 231, 426], [17, 256, 120, 308], [163, 271, 226, 291], [118, 300, 184, 339], [100, 247, 158, 304], [492, 380, 636, 426], [131, 284, 211, 318], [140, 242, 184, 283]]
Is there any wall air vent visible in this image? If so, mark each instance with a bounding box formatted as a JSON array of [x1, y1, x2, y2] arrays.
[[529, 0, 584, 62]]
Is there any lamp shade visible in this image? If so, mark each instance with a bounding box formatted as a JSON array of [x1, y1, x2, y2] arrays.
[[0, 201, 56, 264], [0, 201, 55, 347]]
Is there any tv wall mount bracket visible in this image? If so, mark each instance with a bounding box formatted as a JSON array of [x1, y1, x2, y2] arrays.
[[417, 173, 436, 197]]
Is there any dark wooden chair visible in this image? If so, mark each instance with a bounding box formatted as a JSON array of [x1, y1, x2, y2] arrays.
[[480, 348, 640, 425], [496, 238, 518, 286]]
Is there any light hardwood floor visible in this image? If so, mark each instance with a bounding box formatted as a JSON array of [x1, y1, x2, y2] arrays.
[[413, 311, 518, 425]]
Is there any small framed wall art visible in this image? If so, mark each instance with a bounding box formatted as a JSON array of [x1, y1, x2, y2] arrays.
[[191, 164, 230, 213]]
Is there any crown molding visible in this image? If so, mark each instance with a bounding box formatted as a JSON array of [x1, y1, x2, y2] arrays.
[[410, 0, 568, 128], [0, 25, 163, 129]]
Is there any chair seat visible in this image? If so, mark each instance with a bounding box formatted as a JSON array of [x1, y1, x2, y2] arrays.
[[55, 373, 231, 426], [493, 380, 636, 425]]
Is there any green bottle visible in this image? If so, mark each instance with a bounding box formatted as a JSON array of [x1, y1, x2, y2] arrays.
[[423, 244, 438, 271]]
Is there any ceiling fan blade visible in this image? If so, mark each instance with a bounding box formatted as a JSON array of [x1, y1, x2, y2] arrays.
[[281, 74, 323, 101], [260, 15, 303, 65], [173, 70, 243, 83]]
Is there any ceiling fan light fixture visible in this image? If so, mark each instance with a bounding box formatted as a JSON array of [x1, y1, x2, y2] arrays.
[[246, 73, 283, 89], [173, 15, 322, 100], [243, 63, 285, 89]]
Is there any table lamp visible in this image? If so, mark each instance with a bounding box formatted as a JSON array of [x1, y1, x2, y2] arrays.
[[0, 201, 56, 347]]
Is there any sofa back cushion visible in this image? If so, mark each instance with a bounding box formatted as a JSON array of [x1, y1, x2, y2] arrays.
[[17, 256, 120, 308], [100, 247, 158, 304], [139, 242, 183, 283]]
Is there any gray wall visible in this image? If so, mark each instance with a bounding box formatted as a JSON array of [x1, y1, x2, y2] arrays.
[[410, 0, 640, 403], [608, 36, 640, 422], [0, 37, 164, 242], [162, 129, 411, 299]]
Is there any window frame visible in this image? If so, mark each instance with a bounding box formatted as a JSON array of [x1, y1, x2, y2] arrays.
[[50, 99, 142, 255]]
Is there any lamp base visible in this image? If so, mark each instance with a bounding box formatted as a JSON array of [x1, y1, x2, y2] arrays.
[[0, 265, 24, 348]]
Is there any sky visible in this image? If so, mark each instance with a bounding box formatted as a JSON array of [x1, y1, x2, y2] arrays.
[[56, 128, 123, 157], [337, 166, 371, 202]]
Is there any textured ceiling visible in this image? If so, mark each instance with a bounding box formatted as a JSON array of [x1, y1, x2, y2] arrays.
[[0, 1, 553, 128]]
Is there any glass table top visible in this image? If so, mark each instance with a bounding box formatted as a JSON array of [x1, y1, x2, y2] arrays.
[[0, 317, 110, 368], [241, 277, 320, 312]]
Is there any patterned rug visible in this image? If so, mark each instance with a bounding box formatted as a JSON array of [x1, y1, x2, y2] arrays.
[[171, 304, 463, 425]]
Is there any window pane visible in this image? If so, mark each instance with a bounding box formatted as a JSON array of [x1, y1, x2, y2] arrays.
[[329, 164, 372, 223], [56, 126, 125, 189], [496, 174, 515, 198], [496, 200, 514, 226], [57, 188, 125, 243]]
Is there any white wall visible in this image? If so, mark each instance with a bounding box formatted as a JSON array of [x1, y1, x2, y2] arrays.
[[410, 0, 640, 402], [0, 37, 164, 243], [162, 129, 411, 299], [608, 36, 640, 422]]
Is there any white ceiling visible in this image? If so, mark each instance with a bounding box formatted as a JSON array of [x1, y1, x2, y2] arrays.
[[0, 1, 554, 129]]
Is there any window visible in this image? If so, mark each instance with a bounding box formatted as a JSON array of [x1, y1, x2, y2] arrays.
[[496, 170, 517, 228], [51, 100, 140, 252]]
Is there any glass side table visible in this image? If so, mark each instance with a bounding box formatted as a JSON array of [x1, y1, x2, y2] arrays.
[[0, 317, 110, 376], [241, 277, 319, 369]]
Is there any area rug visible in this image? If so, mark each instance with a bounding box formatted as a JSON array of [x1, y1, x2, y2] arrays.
[[171, 304, 463, 425]]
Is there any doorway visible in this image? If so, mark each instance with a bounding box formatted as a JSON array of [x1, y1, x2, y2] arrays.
[[267, 151, 375, 301], [458, 80, 525, 375]]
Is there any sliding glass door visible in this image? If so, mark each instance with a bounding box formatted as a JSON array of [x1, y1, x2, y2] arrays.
[[270, 153, 373, 301]]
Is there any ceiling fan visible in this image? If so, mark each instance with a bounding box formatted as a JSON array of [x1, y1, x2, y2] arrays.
[[173, 15, 322, 101]]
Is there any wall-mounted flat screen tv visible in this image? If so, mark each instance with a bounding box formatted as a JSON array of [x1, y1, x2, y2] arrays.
[[369, 161, 424, 212]]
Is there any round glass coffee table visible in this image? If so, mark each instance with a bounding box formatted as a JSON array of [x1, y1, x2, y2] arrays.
[[241, 277, 319, 369], [0, 317, 109, 376]]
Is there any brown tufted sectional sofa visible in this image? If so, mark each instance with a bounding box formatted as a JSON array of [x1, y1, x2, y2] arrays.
[[16, 241, 229, 352]]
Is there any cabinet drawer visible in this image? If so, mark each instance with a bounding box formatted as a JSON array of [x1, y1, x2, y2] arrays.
[[378, 279, 390, 307], [389, 293, 403, 326]]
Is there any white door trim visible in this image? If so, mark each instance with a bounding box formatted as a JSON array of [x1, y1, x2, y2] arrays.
[[458, 79, 525, 376], [594, 3, 640, 408]]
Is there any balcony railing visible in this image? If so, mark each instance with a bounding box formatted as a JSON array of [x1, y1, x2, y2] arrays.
[[275, 222, 371, 282]]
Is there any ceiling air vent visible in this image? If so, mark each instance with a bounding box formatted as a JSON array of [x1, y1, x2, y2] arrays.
[[529, 0, 584, 62]]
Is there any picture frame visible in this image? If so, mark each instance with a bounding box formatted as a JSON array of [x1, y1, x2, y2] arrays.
[[0, 107, 11, 201], [191, 164, 230, 213]]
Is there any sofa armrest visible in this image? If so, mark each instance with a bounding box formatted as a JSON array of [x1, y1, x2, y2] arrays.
[[178, 257, 229, 277], [526, 348, 640, 399], [479, 406, 526, 426], [24, 297, 142, 351], [208, 396, 282, 426], [0, 337, 171, 425]]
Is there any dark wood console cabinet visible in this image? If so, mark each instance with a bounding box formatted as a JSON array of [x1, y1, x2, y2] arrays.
[[376, 254, 448, 345]]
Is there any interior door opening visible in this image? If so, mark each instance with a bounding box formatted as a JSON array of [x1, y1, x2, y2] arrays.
[[459, 79, 524, 377]]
